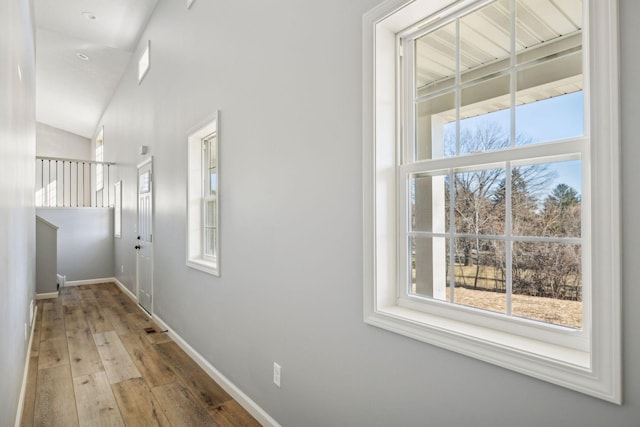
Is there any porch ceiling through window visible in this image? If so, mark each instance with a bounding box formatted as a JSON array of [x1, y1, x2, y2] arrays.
[[415, 0, 583, 121]]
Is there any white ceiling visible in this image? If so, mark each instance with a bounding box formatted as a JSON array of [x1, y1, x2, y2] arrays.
[[35, 0, 158, 138]]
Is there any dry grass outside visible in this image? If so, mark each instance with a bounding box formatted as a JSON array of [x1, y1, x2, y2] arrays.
[[447, 287, 582, 329], [411, 263, 583, 328]]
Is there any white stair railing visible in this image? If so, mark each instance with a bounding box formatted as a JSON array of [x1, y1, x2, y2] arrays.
[[36, 156, 116, 208]]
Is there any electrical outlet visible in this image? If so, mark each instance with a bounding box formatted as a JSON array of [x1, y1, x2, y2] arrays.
[[121, 264, 124, 273], [273, 362, 281, 387]]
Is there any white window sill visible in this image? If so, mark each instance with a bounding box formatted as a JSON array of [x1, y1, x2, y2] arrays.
[[187, 258, 219, 276], [364, 304, 622, 403]]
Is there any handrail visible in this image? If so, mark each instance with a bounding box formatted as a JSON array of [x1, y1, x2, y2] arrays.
[[36, 156, 116, 166]]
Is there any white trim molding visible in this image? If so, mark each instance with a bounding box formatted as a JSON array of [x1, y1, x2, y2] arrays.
[[363, 0, 621, 404], [15, 306, 38, 427], [36, 292, 58, 300]]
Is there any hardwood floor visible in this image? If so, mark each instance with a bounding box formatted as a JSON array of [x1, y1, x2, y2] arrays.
[[21, 283, 261, 427]]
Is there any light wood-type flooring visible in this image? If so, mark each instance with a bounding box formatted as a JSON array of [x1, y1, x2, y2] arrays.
[[20, 282, 261, 426]]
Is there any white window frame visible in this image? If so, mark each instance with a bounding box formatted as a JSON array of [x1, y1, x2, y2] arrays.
[[186, 112, 220, 276], [363, 0, 621, 403]]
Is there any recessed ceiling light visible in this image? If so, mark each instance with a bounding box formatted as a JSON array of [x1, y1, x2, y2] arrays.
[[76, 52, 89, 61], [81, 11, 97, 20]]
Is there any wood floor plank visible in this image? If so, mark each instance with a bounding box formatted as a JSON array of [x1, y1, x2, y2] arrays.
[[34, 365, 79, 426], [67, 326, 104, 378], [73, 371, 125, 426], [41, 301, 66, 341], [121, 333, 177, 387], [145, 331, 173, 346], [155, 341, 232, 409], [208, 400, 261, 427], [63, 302, 88, 331], [93, 330, 141, 384], [31, 305, 43, 357], [111, 378, 172, 427], [38, 337, 70, 370], [152, 381, 218, 426], [77, 286, 98, 300], [114, 294, 139, 314], [19, 356, 39, 427], [109, 312, 155, 337], [84, 301, 114, 333]]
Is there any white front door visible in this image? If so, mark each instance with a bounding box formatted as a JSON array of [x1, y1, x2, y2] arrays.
[[137, 159, 153, 313]]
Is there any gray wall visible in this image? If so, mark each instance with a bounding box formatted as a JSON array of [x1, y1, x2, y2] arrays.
[[36, 216, 58, 294], [0, 0, 36, 425], [36, 122, 91, 160], [98, 0, 640, 425], [37, 208, 114, 282]]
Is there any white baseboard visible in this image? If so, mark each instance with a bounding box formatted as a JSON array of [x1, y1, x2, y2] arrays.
[[64, 277, 116, 287], [152, 315, 280, 427], [15, 305, 38, 427], [36, 292, 58, 300]]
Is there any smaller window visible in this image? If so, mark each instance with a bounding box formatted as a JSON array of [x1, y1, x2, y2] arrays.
[[187, 112, 220, 276], [138, 41, 150, 83], [114, 181, 122, 238], [96, 127, 104, 191]]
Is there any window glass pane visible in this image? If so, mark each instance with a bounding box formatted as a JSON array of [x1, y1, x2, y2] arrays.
[[204, 228, 217, 258], [460, 74, 511, 145], [512, 242, 582, 329], [460, 0, 510, 84], [415, 22, 456, 97], [512, 159, 581, 237], [515, 84, 584, 146], [451, 238, 506, 314], [515, 0, 582, 65], [454, 166, 506, 235], [205, 200, 216, 227], [416, 92, 455, 160], [410, 236, 448, 302], [410, 172, 449, 233]]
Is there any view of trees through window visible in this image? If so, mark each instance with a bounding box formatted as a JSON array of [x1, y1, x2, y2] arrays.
[[410, 93, 583, 329]]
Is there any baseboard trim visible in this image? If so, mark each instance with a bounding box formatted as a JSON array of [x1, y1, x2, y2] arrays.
[[64, 278, 116, 287], [15, 305, 38, 427], [36, 292, 58, 300], [152, 314, 280, 427]]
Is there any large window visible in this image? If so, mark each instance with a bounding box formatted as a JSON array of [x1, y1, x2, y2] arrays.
[[187, 112, 220, 276], [363, 0, 620, 403]]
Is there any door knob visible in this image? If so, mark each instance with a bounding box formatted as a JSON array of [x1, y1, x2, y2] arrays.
[[134, 245, 141, 250]]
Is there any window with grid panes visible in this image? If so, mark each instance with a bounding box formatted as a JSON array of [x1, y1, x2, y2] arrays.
[[363, 0, 621, 403]]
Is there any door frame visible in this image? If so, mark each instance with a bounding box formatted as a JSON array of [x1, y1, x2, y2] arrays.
[[136, 156, 154, 314]]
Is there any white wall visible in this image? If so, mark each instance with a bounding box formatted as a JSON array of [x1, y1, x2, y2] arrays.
[[37, 208, 114, 282], [99, 1, 640, 425], [36, 122, 91, 159], [0, 0, 36, 425]]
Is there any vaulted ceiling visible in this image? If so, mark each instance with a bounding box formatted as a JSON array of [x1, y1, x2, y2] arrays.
[[35, 0, 158, 138]]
